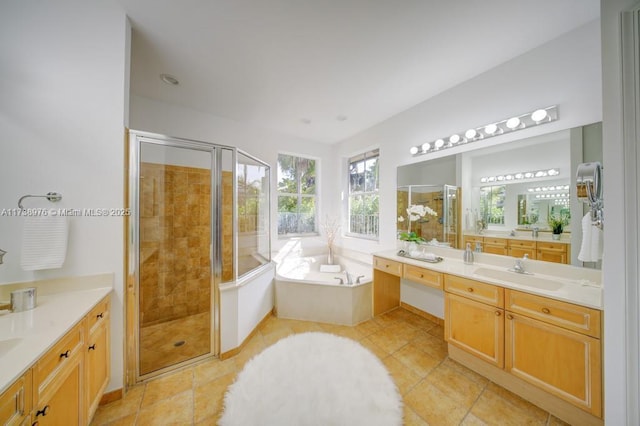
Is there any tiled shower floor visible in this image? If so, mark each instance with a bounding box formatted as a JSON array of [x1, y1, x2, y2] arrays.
[[139, 312, 211, 375]]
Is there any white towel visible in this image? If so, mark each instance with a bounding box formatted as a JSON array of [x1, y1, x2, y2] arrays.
[[20, 215, 69, 270], [578, 212, 603, 263]]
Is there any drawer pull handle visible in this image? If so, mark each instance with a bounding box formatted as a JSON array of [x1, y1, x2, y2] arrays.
[[88, 344, 96, 351], [420, 274, 424, 278], [60, 350, 70, 359], [541, 308, 551, 314], [32, 422, 39, 426], [507, 314, 514, 320], [495, 311, 501, 316], [36, 405, 50, 417], [467, 287, 474, 293], [97, 312, 104, 319]]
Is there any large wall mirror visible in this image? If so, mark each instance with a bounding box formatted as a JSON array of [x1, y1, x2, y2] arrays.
[[397, 122, 602, 268]]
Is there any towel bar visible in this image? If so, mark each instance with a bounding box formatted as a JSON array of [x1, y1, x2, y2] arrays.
[[18, 192, 63, 209]]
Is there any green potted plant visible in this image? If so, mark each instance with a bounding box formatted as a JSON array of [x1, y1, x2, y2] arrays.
[[547, 213, 570, 240]]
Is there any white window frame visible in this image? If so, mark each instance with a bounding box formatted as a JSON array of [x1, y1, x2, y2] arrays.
[[346, 149, 380, 239], [276, 153, 319, 237]]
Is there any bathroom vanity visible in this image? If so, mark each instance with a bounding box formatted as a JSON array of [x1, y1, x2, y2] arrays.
[[373, 249, 602, 425], [0, 286, 111, 425], [463, 233, 571, 264]]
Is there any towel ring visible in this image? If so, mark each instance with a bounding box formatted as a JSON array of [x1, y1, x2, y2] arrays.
[[18, 192, 63, 209]]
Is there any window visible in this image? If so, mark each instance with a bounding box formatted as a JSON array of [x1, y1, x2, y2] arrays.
[[479, 185, 506, 225], [348, 149, 379, 237], [277, 154, 317, 235]]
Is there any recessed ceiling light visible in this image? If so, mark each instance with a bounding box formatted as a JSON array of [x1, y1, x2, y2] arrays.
[[336, 115, 348, 121], [300, 118, 311, 124], [160, 73, 179, 85]]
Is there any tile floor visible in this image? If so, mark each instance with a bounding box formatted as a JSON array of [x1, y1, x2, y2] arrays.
[[92, 308, 570, 425]]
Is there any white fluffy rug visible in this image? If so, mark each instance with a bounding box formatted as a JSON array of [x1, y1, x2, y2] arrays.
[[219, 332, 402, 426]]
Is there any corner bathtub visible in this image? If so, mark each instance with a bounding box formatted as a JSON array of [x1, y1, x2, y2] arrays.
[[275, 255, 372, 326]]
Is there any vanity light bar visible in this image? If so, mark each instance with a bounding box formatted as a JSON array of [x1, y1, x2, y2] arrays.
[[410, 105, 558, 156], [479, 168, 560, 184], [527, 184, 570, 193]]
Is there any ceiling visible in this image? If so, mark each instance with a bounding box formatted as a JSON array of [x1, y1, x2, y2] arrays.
[[120, 0, 600, 144]]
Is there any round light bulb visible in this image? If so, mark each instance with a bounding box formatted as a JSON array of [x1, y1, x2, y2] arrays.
[[524, 172, 533, 178], [410, 146, 419, 155], [506, 117, 521, 129], [497, 175, 505, 181], [548, 168, 559, 176], [421, 142, 431, 152], [531, 109, 548, 122], [434, 139, 445, 148], [480, 177, 488, 183], [484, 124, 498, 135], [487, 176, 496, 182], [465, 129, 477, 139], [505, 175, 513, 180], [515, 173, 524, 179], [449, 134, 461, 144]]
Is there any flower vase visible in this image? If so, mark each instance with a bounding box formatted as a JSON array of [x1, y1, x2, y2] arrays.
[[552, 233, 561, 241], [327, 245, 334, 264]]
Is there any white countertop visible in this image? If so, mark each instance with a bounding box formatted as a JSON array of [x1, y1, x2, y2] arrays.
[[374, 249, 602, 310], [0, 287, 112, 394]]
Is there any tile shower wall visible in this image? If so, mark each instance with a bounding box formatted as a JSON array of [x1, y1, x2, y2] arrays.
[[140, 163, 212, 327]]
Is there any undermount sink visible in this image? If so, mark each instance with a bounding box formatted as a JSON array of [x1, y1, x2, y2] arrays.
[[0, 337, 22, 356], [473, 267, 564, 291]]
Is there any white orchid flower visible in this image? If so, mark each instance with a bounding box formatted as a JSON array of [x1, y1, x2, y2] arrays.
[[397, 216, 405, 222]]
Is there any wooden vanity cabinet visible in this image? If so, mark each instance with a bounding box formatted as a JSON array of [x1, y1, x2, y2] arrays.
[[508, 239, 537, 260], [373, 256, 402, 315], [463, 236, 483, 252], [537, 241, 568, 264], [482, 237, 509, 256], [85, 297, 110, 423], [444, 275, 504, 368], [402, 264, 442, 290], [504, 290, 602, 417], [32, 321, 84, 426], [0, 370, 32, 426]]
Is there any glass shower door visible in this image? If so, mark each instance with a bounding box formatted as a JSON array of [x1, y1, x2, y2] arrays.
[[138, 141, 213, 375]]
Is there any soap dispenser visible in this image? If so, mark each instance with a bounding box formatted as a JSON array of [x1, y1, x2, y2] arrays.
[[463, 243, 474, 265]]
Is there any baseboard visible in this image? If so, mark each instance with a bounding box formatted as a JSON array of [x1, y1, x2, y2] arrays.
[[99, 388, 123, 406], [220, 308, 274, 360], [448, 344, 603, 426], [400, 302, 444, 326]]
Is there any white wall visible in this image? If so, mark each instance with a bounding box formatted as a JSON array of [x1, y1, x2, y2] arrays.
[[336, 20, 602, 256], [601, 0, 638, 423], [0, 1, 129, 391]]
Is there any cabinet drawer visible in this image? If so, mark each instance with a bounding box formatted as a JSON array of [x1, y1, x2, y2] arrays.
[[444, 274, 504, 308], [505, 289, 601, 338], [373, 256, 402, 277], [403, 264, 442, 289], [509, 239, 536, 249], [87, 296, 110, 331], [536, 241, 567, 253], [484, 237, 508, 247], [34, 321, 84, 387]]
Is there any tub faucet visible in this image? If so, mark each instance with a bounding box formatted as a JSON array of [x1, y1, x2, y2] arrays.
[[334, 277, 344, 285]]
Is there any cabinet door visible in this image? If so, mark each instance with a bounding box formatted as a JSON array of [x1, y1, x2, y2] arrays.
[[536, 242, 568, 264], [34, 352, 82, 426], [445, 293, 504, 368], [483, 237, 508, 255], [505, 312, 602, 417], [86, 317, 109, 423], [0, 370, 31, 426], [508, 240, 537, 260]]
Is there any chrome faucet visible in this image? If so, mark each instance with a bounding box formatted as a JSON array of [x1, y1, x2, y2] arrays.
[[334, 277, 344, 285], [342, 272, 365, 285], [510, 254, 530, 274]]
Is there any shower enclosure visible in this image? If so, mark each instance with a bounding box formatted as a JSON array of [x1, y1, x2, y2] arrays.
[[397, 184, 461, 248], [126, 131, 271, 382]]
